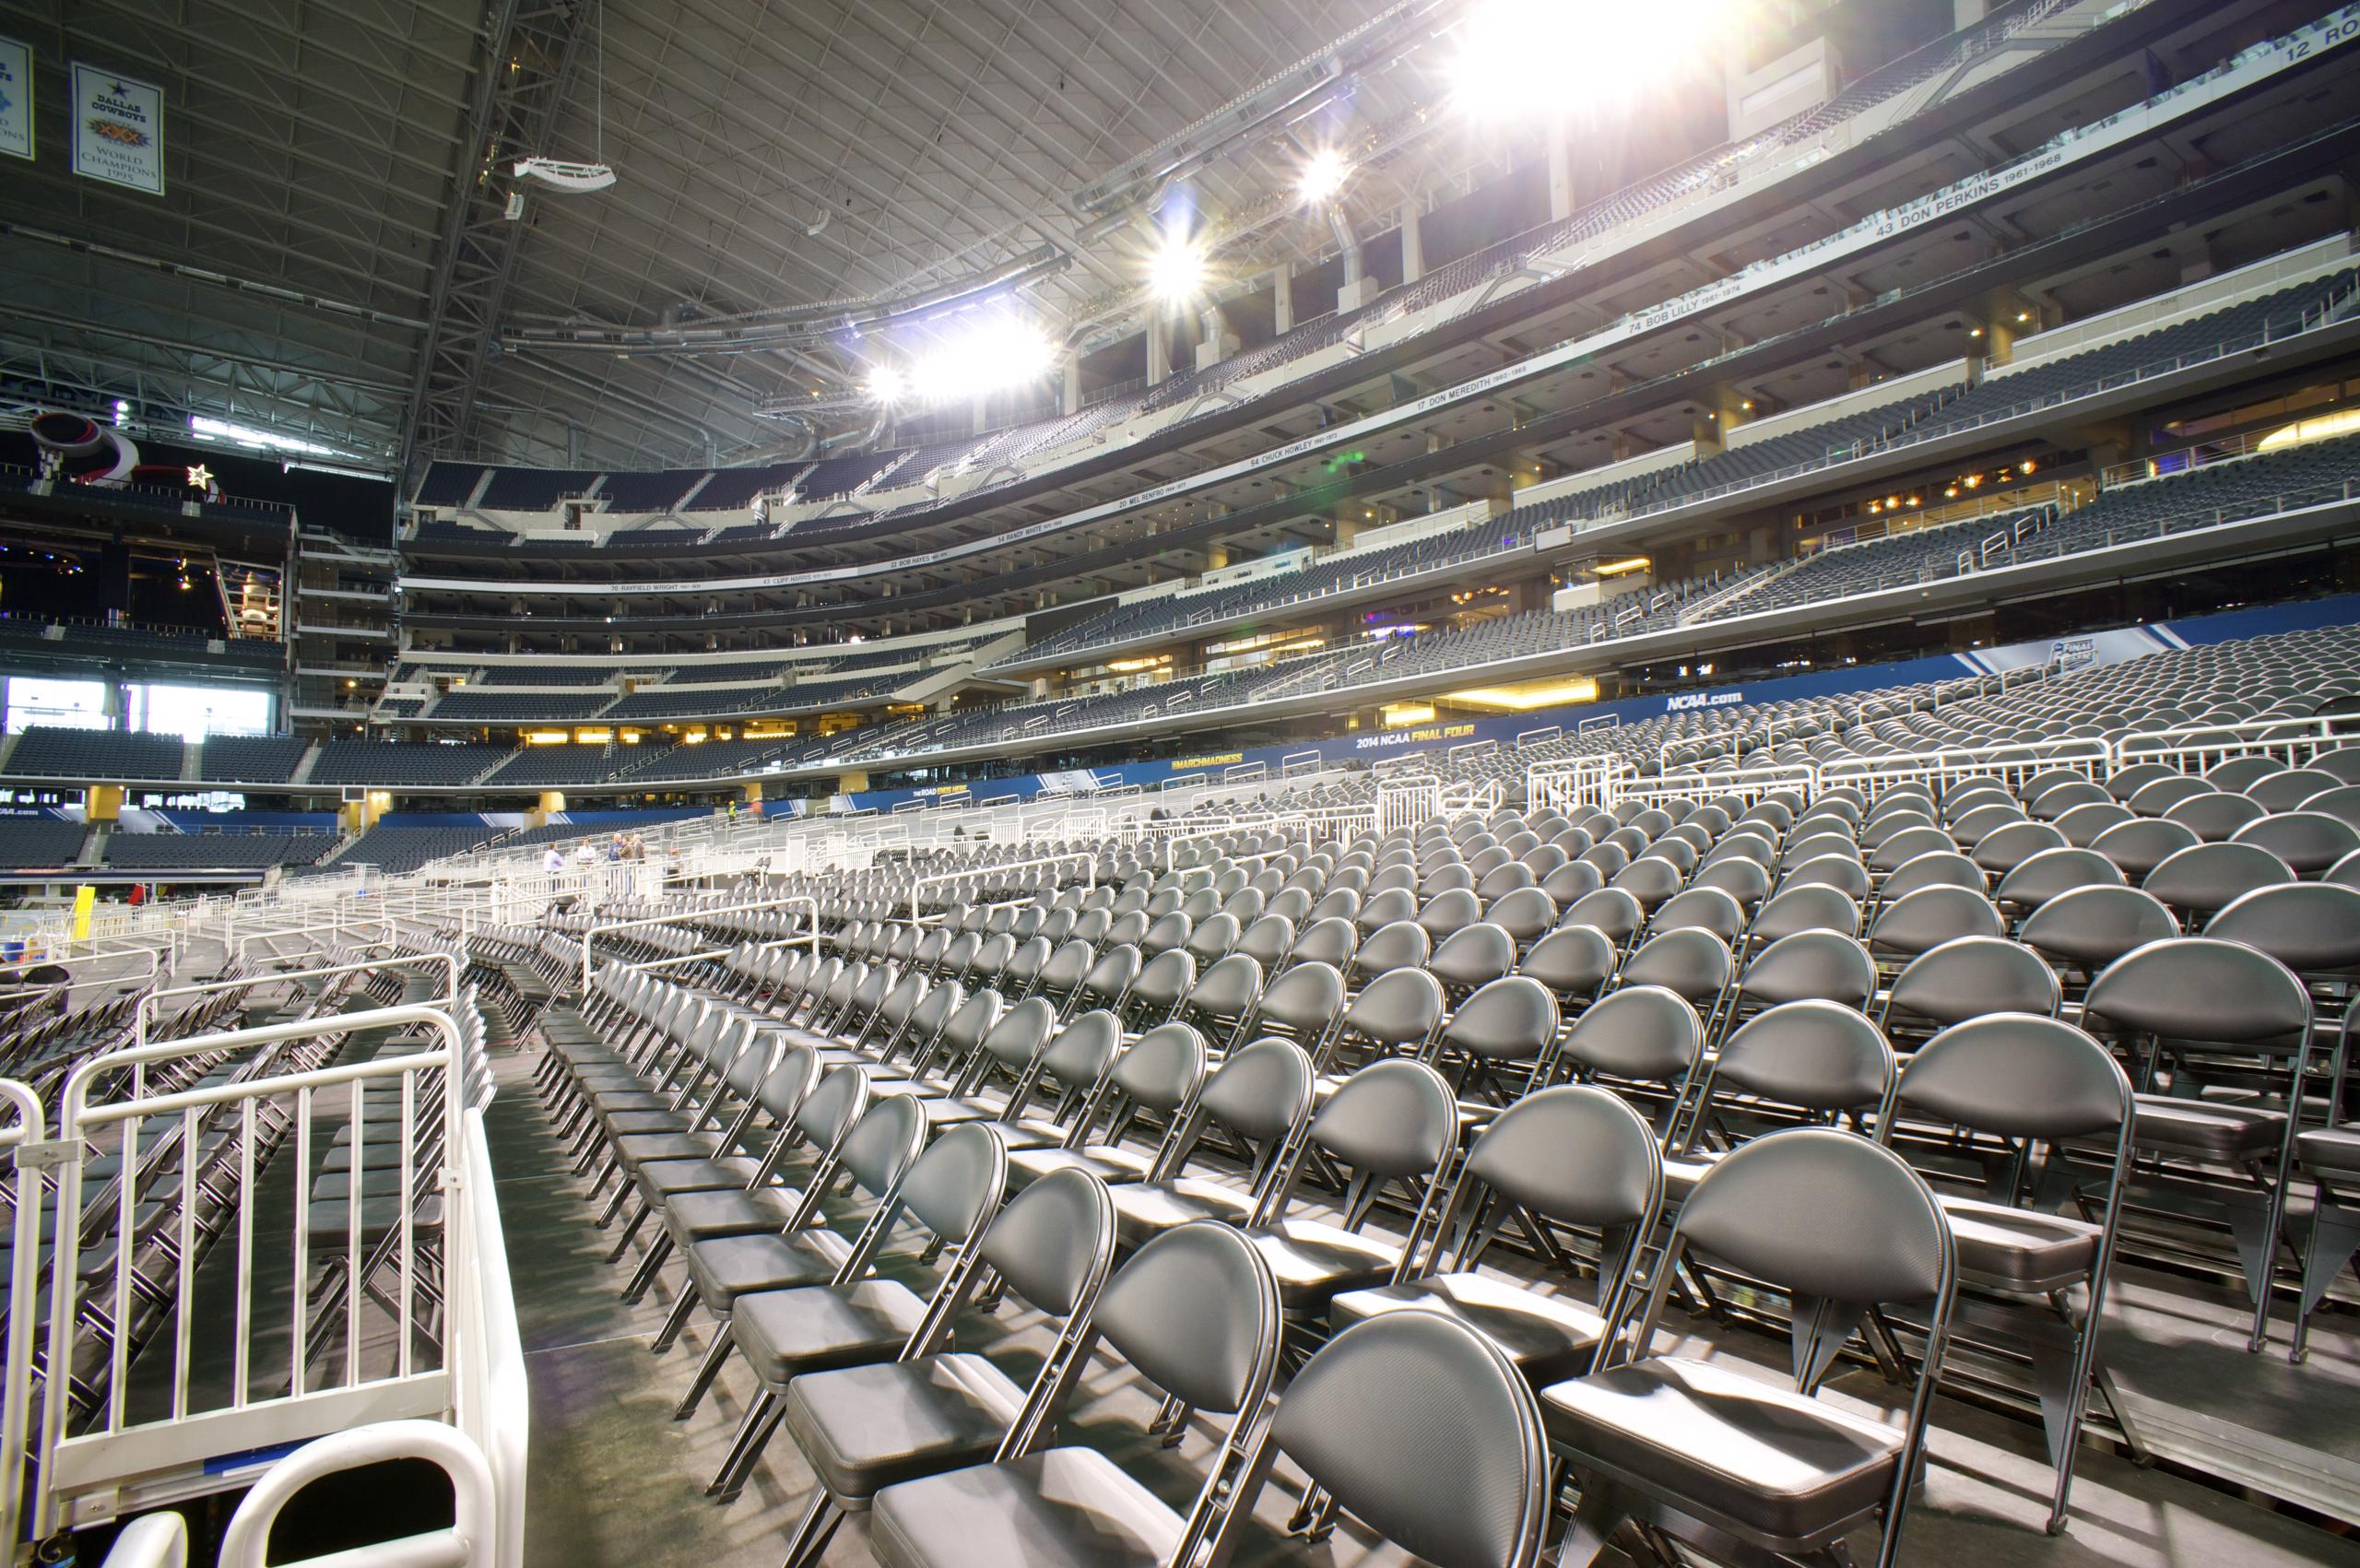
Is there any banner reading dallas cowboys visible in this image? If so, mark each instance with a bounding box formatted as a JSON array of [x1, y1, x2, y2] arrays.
[[0, 38, 31, 161], [70, 62, 163, 195]]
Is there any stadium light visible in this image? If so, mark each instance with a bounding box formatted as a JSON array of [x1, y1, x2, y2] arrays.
[[1450, 0, 1722, 121], [864, 364, 907, 404], [1148, 231, 1207, 304], [1298, 148, 1351, 202], [905, 319, 1057, 406]]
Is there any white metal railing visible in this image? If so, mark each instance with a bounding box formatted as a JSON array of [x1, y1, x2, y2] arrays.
[[2112, 714, 2360, 775], [1527, 756, 1624, 815], [37, 1002, 468, 1535], [1820, 737, 2110, 796], [1377, 773, 1443, 833], [905, 855, 1094, 925], [218, 1420, 499, 1568], [579, 894, 819, 993], [134, 950, 460, 1051], [2, 1079, 47, 1554], [1621, 761, 1818, 808]]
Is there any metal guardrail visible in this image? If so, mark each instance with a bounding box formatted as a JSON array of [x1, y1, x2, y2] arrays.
[[36, 1002, 468, 1536]]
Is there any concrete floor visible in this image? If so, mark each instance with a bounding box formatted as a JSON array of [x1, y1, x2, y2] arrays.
[[487, 1041, 2360, 1568]]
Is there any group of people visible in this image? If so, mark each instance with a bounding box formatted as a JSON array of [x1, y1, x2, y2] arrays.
[[540, 831, 649, 876]]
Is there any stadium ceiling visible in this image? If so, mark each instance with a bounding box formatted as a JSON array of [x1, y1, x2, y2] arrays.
[[0, 0, 1540, 476]]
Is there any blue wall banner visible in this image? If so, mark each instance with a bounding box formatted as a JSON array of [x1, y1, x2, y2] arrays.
[[0, 38, 32, 161], [70, 62, 163, 195]]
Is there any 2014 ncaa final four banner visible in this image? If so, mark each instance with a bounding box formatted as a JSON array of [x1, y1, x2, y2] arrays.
[[70, 62, 163, 195]]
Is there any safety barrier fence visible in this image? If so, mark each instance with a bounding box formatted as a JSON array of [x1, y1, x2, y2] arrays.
[[23, 1000, 495, 1542]]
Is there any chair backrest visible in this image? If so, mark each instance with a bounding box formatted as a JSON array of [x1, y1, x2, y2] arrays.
[[1649, 1129, 1953, 1362], [1253, 960, 1346, 1043], [1440, 975, 1561, 1063], [2142, 841, 2295, 919], [1185, 1036, 1314, 1173], [1650, 886, 1747, 940], [1738, 930, 1877, 1010], [1429, 923, 1517, 991], [1089, 1220, 1280, 1421], [1101, 1020, 1208, 1118], [1867, 884, 2005, 956], [1749, 884, 1860, 943], [2084, 937, 2311, 1044], [1993, 846, 2123, 911], [1706, 999, 1894, 1121], [1516, 924, 1615, 1005], [1340, 967, 1447, 1052], [974, 1165, 1116, 1319], [1558, 984, 1703, 1089], [860, 1119, 1010, 1267], [1244, 1312, 1550, 1568], [1894, 1014, 2130, 1143], [1351, 919, 1431, 978], [2203, 881, 2360, 974], [1290, 914, 1360, 969], [2017, 883, 2179, 969], [833, 1092, 930, 1203], [1448, 1085, 1662, 1295], [1881, 936, 2059, 1030], [1617, 928, 1731, 1006]]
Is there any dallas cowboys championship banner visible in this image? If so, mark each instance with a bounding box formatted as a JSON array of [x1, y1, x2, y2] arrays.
[[0, 38, 31, 161], [70, 63, 163, 195]]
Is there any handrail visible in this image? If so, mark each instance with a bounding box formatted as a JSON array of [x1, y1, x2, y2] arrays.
[[578, 894, 818, 994], [218, 1421, 497, 1568], [906, 855, 1095, 925], [135, 949, 461, 1050], [1, 1079, 47, 1555], [38, 1002, 467, 1539]]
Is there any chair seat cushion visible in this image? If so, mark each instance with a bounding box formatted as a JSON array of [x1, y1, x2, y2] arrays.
[[869, 1448, 1182, 1568], [600, 1110, 696, 1139], [1937, 1196, 2100, 1292], [1243, 1219, 1401, 1310], [590, 1091, 676, 1115], [780, 1353, 1028, 1504], [2299, 1125, 2360, 1176], [2131, 1095, 2284, 1161], [731, 1279, 930, 1385], [633, 1156, 765, 1201], [684, 1230, 852, 1310], [1539, 1356, 1904, 1544], [1331, 1271, 1608, 1383], [662, 1185, 811, 1244], [611, 1130, 727, 1166], [1008, 1145, 1156, 1189], [1109, 1177, 1257, 1250]]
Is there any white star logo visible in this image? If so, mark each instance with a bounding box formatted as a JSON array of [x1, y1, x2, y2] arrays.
[[186, 464, 213, 489]]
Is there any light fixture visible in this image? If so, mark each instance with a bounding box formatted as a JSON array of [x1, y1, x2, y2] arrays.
[[864, 364, 906, 404], [188, 415, 337, 457], [1297, 148, 1350, 202], [1450, 0, 1723, 121], [1148, 230, 1207, 303], [900, 319, 1057, 406]]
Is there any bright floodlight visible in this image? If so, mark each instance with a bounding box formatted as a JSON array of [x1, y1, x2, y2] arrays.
[[907, 320, 1056, 405], [1298, 148, 1350, 202], [1148, 233, 1207, 303], [1452, 0, 1717, 121], [865, 364, 906, 404]]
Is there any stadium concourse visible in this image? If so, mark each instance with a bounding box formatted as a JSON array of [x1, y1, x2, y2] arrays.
[[15, 1, 2360, 1567]]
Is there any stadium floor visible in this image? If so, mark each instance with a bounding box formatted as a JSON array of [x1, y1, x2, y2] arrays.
[[482, 1041, 2360, 1568]]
